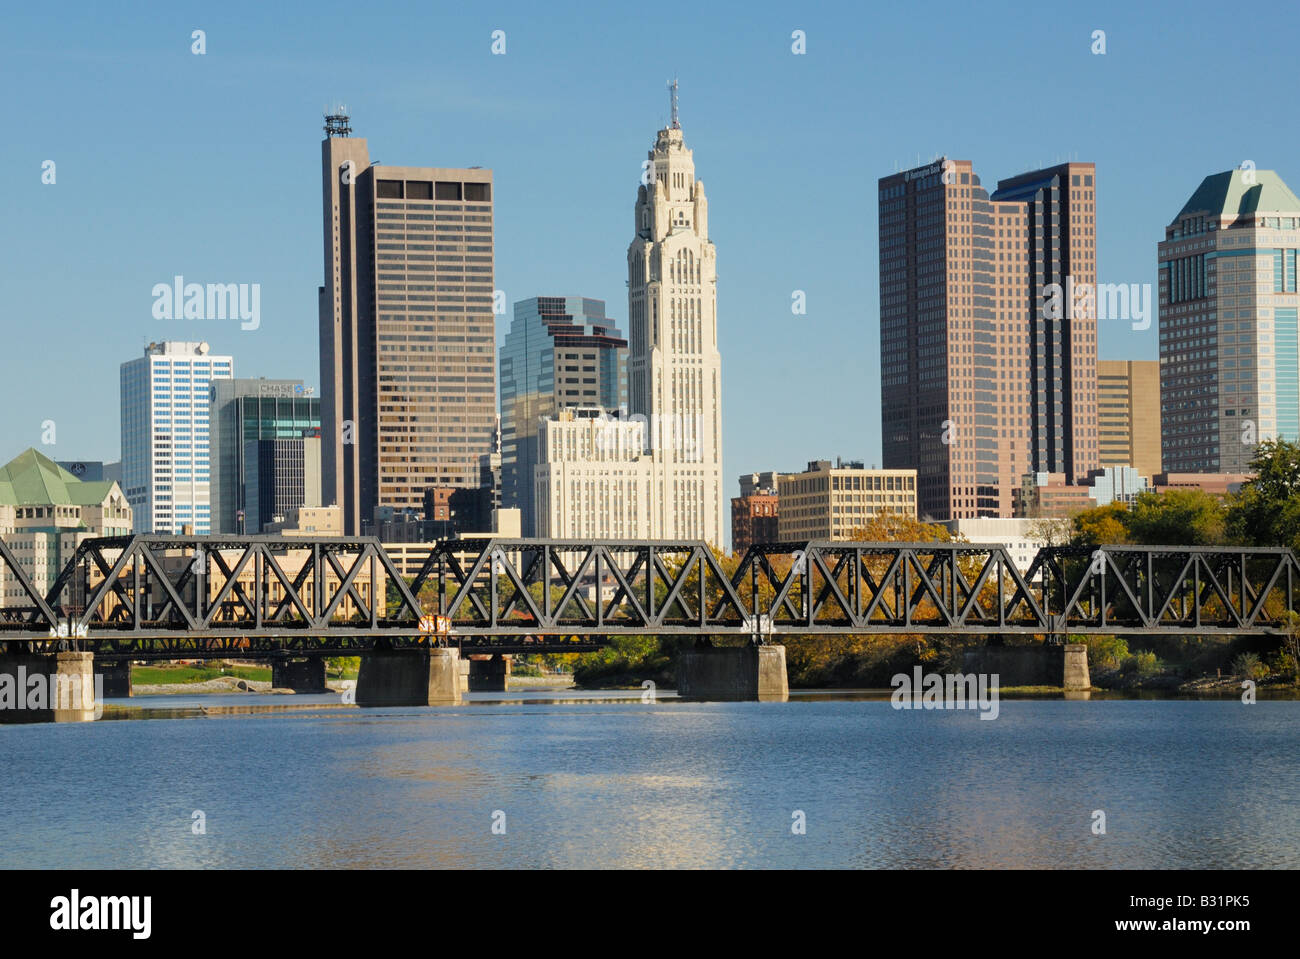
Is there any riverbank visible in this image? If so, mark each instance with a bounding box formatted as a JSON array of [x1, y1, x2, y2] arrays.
[[122, 674, 576, 696]]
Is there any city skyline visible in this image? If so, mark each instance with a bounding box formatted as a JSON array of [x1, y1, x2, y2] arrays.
[[12, 3, 1300, 483]]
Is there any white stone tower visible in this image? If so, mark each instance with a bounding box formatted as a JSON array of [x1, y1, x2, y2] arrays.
[[626, 82, 724, 545]]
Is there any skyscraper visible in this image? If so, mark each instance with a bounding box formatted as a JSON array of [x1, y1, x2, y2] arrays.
[[992, 163, 1100, 484], [625, 85, 724, 542], [209, 378, 320, 533], [534, 87, 724, 543], [499, 296, 627, 535], [879, 158, 1097, 520], [120, 341, 233, 533], [319, 110, 496, 534], [1159, 169, 1300, 472]]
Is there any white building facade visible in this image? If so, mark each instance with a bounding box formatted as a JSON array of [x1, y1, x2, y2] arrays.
[[536, 97, 725, 544], [121, 341, 233, 534]]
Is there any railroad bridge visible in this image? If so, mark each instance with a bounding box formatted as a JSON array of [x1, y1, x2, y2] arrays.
[[1, 535, 1297, 720]]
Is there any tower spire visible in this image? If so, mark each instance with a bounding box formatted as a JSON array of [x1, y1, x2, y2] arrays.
[[669, 77, 680, 130]]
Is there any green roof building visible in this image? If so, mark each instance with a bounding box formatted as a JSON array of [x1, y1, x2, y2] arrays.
[[1159, 168, 1300, 472], [0, 448, 132, 608]]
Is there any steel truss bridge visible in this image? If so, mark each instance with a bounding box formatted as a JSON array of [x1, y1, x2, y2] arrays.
[[0, 536, 1298, 659]]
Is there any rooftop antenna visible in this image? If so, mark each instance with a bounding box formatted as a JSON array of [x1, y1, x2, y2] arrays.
[[324, 102, 351, 138], [669, 77, 680, 129]]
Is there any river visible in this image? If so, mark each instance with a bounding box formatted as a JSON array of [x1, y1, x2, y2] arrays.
[[2, 692, 1296, 868]]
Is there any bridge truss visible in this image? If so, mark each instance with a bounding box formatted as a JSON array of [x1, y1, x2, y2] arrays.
[[0, 536, 1296, 657]]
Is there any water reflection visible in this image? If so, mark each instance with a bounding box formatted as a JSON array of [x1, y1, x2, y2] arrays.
[[2, 697, 1296, 869]]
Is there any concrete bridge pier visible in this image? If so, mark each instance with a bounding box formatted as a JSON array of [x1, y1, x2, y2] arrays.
[[98, 658, 132, 698], [356, 647, 461, 707], [1062, 643, 1091, 696], [468, 653, 510, 692], [271, 656, 328, 693], [676, 644, 789, 702], [0, 652, 99, 723], [962, 642, 1091, 692]]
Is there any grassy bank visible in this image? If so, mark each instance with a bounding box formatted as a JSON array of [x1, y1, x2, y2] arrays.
[[133, 663, 272, 685]]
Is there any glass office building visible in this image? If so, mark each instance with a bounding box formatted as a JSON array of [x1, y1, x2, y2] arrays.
[[209, 379, 321, 533], [499, 296, 627, 535], [120, 341, 233, 534]]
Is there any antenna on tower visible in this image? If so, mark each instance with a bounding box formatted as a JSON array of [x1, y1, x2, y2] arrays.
[[324, 102, 351, 138], [669, 77, 680, 129]]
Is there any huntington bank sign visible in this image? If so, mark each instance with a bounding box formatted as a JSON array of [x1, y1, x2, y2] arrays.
[[0, 668, 104, 719]]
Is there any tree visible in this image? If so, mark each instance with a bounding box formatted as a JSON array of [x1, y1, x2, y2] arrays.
[[1070, 502, 1132, 546], [1126, 488, 1226, 545], [847, 513, 953, 544], [1227, 438, 1300, 550], [1026, 516, 1073, 548]]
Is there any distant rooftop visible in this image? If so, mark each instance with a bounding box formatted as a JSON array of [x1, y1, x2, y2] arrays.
[[1175, 169, 1300, 221], [0, 448, 119, 507]]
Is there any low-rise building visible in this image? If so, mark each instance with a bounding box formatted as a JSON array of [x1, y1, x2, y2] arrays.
[[0, 449, 133, 607], [942, 517, 1046, 573], [777, 459, 917, 542], [732, 471, 779, 553]]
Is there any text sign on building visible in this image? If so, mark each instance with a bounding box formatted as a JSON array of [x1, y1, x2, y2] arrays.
[[258, 384, 315, 397]]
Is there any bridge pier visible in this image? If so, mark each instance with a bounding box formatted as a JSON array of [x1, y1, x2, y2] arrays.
[[677, 644, 788, 702], [962, 642, 1092, 692], [271, 656, 328, 693], [1062, 644, 1091, 693], [468, 654, 510, 692], [0, 652, 99, 723], [356, 648, 461, 707], [98, 658, 132, 698]]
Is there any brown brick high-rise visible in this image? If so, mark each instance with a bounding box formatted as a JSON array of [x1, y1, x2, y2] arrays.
[[319, 112, 496, 534], [879, 158, 1098, 520]]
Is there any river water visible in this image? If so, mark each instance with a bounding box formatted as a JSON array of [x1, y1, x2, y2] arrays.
[[2, 692, 1297, 869]]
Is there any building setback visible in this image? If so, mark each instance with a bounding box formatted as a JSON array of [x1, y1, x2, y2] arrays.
[[120, 341, 232, 534], [499, 296, 627, 536], [318, 110, 496, 534], [879, 158, 1098, 521], [1097, 359, 1162, 479], [1159, 169, 1300, 472]]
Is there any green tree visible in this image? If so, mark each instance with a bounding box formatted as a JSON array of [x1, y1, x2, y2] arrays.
[[1125, 488, 1227, 545], [1227, 438, 1300, 550]]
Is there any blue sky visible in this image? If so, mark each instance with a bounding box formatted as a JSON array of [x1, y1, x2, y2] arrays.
[[5, 0, 1299, 493]]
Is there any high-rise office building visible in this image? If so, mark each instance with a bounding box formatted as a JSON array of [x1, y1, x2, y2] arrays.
[[499, 296, 627, 535], [879, 158, 1097, 520], [991, 163, 1099, 483], [1097, 359, 1162, 478], [244, 437, 321, 532], [625, 87, 724, 542], [319, 110, 496, 534], [536, 87, 725, 544], [120, 341, 232, 533], [1159, 169, 1300, 472], [210, 378, 321, 533]]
